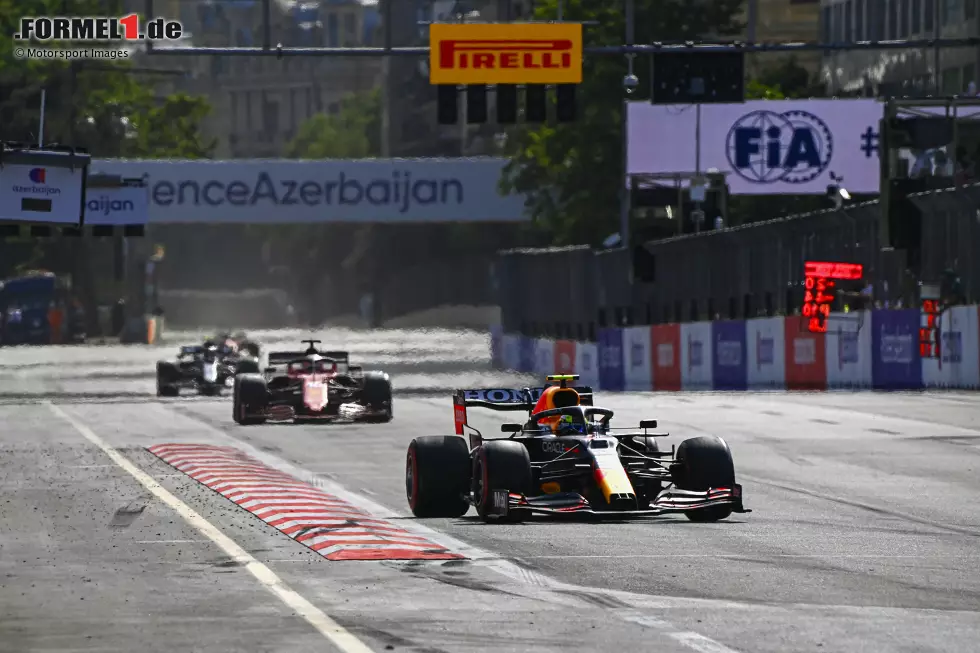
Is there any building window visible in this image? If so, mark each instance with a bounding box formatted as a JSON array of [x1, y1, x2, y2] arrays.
[[942, 0, 961, 24], [328, 102, 340, 115], [845, 0, 853, 39], [327, 12, 339, 46], [245, 91, 253, 131], [942, 67, 961, 93], [967, 0, 976, 18], [925, 0, 935, 29], [912, 0, 922, 32], [964, 63, 976, 89], [900, 0, 910, 35], [834, 2, 844, 40], [343, 13, 357, 45], [230, 91, 238, 132], [821, 6, 832, 42], [856, 0, 866, 39], [888, 0, 898, 36]]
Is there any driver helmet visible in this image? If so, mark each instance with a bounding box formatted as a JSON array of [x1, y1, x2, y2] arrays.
[[556, 413, 586, 435], [532, 385, 581, 431]]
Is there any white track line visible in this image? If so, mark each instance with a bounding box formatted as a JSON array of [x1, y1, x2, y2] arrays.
[[47, 401, 375, 653]]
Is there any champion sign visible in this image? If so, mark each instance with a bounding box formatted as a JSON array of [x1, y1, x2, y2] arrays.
[[627, 99, 885, 195], [89, 158, 527, 224]]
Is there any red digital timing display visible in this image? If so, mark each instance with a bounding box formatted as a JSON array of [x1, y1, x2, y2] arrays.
[[919, 299, 940, 358], [802, 261, 864, 334]]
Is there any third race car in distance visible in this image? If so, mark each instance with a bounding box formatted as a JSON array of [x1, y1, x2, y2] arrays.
[[406, 374, 750, 523], [232, 339, 393, 425], [156, 340, 261, 397]]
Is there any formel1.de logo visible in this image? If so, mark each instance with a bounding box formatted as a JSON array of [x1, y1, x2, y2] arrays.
[[726, 110, 833, 184]]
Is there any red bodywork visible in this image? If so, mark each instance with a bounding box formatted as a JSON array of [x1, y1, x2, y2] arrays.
[[286, 359, 337, 413]]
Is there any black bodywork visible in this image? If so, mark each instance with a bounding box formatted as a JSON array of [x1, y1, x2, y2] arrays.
[[406, 375, 750, 522], [232, 339, 393, 424], [156, 343, 260, 396]]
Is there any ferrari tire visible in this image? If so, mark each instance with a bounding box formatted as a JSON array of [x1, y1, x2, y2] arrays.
[[406, 436, 470, 518], [473, 440, 532, 523], [233, 374, 268, 425], [361, 371, 393, 423], [673, 436, 736, 522]]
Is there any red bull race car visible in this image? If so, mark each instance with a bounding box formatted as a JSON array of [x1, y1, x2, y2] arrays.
[[232, 339, 393, 425], [406, 374, 749, 523]]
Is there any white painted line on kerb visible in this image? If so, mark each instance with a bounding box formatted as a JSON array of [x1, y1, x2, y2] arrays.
[[46, 402, 375, 653], [621, 614, 742, 653]]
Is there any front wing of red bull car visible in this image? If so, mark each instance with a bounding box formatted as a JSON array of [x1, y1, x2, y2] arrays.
[[405, 375, 749, 522]]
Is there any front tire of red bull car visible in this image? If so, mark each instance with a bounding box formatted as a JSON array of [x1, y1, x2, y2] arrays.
[[672, 435, 736, 522], [473, 440, 533, 523]]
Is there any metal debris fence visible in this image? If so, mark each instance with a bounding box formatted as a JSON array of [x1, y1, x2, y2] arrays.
[[496, 183, 980, 340]]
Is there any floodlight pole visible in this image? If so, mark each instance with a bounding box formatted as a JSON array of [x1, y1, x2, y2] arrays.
[[620, 0, 634, 253], [694, 103, 702, 234]]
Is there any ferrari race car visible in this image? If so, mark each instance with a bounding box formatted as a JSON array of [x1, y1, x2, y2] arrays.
[[406, 374, 750, 523], [156, 342, 261, 396], [232, 339, 393, 425]]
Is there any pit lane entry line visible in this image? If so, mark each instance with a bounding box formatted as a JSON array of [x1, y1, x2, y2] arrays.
[[45, 401, 376, 653]]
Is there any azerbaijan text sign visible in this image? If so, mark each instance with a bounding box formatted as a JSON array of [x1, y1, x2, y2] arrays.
[[627, 99, 884, 195], [89, 158, 527, 224], [428, 23, 583, 85]]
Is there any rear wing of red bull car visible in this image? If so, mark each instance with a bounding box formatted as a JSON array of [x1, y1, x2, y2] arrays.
[[452, 374, 594, 436]]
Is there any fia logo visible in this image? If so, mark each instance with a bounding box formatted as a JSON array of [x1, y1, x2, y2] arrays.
[[726, 110, 833, 184]]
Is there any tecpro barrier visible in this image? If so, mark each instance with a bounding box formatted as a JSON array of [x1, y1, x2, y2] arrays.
[[490, 306, 980, 390]]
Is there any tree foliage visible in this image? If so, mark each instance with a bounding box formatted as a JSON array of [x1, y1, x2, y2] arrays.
[[0, 0, 214, 290], [0, 0, 214, 158], [500, 0, 745, 246], [285, 89, 381, 159]]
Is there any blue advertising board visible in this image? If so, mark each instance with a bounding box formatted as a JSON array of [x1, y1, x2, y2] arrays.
[[597, 328, 625, 392], [518, 335, 536, 374], [871, 309, 922, 389], [712, 321, 748, 390]]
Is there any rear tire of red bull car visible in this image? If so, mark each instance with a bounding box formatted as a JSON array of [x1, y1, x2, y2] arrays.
[[406, 436, 470, 518], [672, 436, 736, 522]]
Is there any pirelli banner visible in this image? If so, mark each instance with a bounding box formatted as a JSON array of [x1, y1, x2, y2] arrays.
[[428, 23, 583, 85]]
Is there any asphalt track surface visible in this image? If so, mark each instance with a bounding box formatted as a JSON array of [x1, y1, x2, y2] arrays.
[[2, 327, 980, 653]]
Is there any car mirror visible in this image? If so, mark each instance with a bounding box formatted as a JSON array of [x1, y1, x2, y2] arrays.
[[500, 423, 523, 433], [639, 419, 657, 430]]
